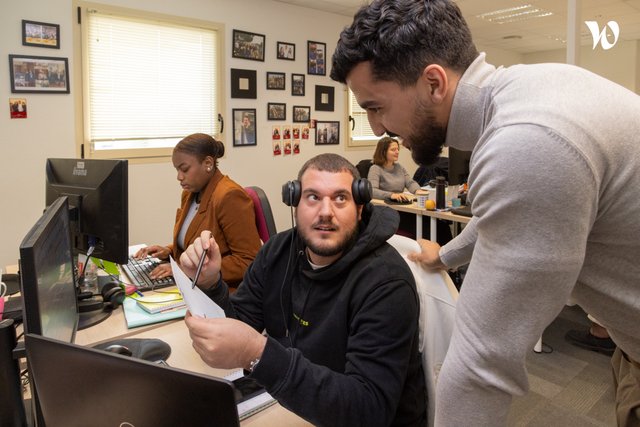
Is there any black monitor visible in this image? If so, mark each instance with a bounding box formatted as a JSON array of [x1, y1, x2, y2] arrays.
[[19, 196, 78, 343], [45, 158, 129, 265], [447, 148, 472, 186]]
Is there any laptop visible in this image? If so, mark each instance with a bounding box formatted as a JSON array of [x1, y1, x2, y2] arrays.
[[25, 334, 240, 427]]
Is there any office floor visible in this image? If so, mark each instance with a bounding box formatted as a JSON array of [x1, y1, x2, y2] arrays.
[[507, 305, 617, 427]]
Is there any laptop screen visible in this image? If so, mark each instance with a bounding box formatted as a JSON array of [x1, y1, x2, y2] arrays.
[[25, 334, 240, 427]]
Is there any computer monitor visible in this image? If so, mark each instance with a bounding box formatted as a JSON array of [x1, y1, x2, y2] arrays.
[[447, 148, 472, 186], [45, 158, 129, 265], [25, 334, 240, 427], [19, 196, 78, 343]]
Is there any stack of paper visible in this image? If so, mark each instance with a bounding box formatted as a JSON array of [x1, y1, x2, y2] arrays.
[[135, 293, 186, 314]]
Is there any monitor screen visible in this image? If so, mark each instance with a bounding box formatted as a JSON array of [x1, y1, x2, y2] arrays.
[[19, 196, 78, 343], [45, 158, 129, 265], [447, 148, 472, 186]]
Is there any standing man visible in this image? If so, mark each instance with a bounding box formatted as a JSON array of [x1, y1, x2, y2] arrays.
[[331, 0, 640, 425], [180, 153, 426, 426]]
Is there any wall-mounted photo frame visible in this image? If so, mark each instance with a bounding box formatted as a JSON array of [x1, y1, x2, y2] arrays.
[[291, 74, 305, 96], [9, 54, 69, 94], [266, 72, 285, 90], [230, 68, 257, 99], [232, 29, 265, 62], [22, 20, 60, 49], [277, 41, 295, 60], [307, 40, 326, 76], [316, 121, 340, 145], [232, 108, 257, 147], [267, 102, 286, 121], [293, 105, 311, 123], [314, 85, 335, 111]]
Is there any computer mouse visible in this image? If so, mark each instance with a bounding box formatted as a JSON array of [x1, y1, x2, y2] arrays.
[[103, 344, 133, 357]]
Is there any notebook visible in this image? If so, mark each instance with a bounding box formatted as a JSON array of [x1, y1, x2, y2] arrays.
[[134, 291, 186, 314], [122, 296, 186, 328], [25, 334, 241, 427], [225, 370, 276, 420]]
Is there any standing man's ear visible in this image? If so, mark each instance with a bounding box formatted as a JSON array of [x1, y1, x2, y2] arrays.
[[421, 64, 449, 103]]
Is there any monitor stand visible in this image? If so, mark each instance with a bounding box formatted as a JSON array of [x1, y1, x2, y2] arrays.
[[77, 296, 112, 330], [78, 308, 112, 330]]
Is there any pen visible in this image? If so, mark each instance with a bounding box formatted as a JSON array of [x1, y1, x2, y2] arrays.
[[192, 247, 208, 289]]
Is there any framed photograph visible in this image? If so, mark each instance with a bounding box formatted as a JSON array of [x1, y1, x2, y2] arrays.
[[291, 74, 305, 96], [316, 121, 340, 145], [9, 54, 69, 94], [266, 72, 285, 90], [230, 68, 257, 99], [293, 105, 311, 123], [232, 29, 265, 62], [22, 20, 60, 49], [232, 109, 257, 147], [267, 102, 286, 121], [307, 40, 326, 76], [314, 85, 335, 111], [277, 42, 295, 60]]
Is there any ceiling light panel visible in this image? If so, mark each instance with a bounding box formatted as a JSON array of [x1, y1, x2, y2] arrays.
[[476, 4, 553, 24]]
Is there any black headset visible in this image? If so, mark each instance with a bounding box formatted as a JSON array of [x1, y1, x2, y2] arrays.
[[78, 282, 125, 309], [281, 178, 372, 207], [101, 282, 125, 308]]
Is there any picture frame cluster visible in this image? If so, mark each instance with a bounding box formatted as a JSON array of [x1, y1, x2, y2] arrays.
[[230, 29, 340, 148]]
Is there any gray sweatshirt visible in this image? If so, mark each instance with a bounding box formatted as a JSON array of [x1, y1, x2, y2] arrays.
[[436, 54, 640, 426], [368, 163, 421, 199]]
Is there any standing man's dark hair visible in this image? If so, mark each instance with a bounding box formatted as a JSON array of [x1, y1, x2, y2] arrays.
[[331, 0, 478, 86]]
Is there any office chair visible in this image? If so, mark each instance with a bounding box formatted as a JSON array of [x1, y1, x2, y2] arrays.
[[244, 186, 277, 243], [355, 159, 373, 179], [387, 234, 458, 427]]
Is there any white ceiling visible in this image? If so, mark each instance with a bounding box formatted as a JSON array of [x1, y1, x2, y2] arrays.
[[273, 0, 640, 54]]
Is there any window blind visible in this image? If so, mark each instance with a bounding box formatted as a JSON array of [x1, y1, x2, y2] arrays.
[[85, 10, 218, 153]]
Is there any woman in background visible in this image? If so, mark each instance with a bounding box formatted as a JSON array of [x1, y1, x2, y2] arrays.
[[368, 136, 421, 201], [369, 136, 452, 245], [135, 133, 261, 289]]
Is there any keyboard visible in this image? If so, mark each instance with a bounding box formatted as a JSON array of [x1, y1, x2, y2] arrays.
[[384, 197, 415, 205], [451, 205, 473, 217], [121, 256, 176, 291]]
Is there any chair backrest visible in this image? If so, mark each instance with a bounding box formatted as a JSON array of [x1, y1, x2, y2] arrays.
[[355, 159, 373, 179], [245, 186, 277, 243], [386, 234, 458, 427]]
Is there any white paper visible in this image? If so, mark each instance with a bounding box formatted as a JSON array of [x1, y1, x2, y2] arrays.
[[169, 257, 226, 318]]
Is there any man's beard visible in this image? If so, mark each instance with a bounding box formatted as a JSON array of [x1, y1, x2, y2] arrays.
[[403, 103, 447, 166], [299, 221, 359, 258]]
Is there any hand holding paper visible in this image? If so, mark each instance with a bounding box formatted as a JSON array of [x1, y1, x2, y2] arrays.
[[169, 257, 225, 318]]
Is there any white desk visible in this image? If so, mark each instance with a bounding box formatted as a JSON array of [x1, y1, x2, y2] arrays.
[[371, 199, 471, 241], [75, 306, 312, 427]]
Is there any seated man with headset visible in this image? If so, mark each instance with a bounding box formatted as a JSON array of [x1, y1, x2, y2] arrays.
[[181, 153, 426, 426]]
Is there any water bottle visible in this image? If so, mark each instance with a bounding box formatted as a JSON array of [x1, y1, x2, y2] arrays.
[[82, 261, 99, 294], [435, 176, 446, 210]]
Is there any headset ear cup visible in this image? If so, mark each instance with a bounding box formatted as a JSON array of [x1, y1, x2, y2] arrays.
[[101, 282, 125, 308], [352, 178, 372, 205], [282, 180, 301, 207]]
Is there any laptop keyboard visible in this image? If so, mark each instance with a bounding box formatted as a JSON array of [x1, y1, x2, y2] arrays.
[[121, 256, 176, 291]]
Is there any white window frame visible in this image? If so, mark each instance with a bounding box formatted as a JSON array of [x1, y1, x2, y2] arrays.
[[73, 2, 225, 161], [345, 88, 378, 147]]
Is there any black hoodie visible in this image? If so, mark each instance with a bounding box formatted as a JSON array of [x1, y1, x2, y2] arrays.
[[207, 205, 426, 426]]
